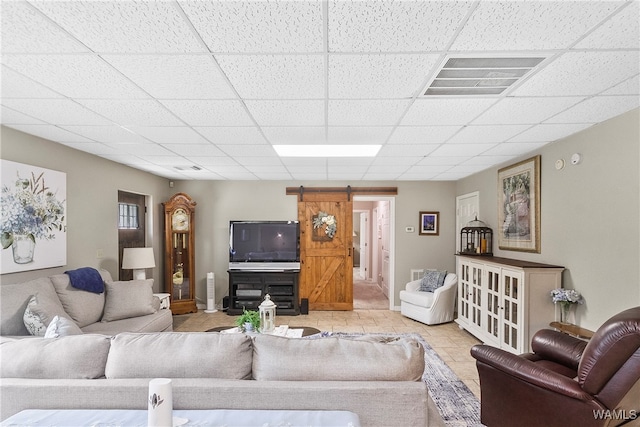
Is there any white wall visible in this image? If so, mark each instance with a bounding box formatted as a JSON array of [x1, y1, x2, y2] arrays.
[[456, 109, 640, 330]]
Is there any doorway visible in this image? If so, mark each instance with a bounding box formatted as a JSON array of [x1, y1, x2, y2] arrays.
[[352, 196, 394, 310], [117, 190, 149, 280]]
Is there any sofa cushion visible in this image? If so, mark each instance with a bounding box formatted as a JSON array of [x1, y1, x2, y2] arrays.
[[419, 270, 447, 292], [105, 332, 253, 379], [44, 315, 83, 338], [51, 272, 107, 328], [22, 292, 71, 336], [252, 334, 425, 381], [0, 335, 111, 379], [0, 277, 67, 336], [399, 290, 435, 308], [101, 279, 155, 322]]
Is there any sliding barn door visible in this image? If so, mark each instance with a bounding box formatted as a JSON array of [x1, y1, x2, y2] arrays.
[[298, 192, 353, 311]]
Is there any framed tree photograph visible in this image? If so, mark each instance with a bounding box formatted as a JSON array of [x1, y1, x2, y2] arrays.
[[497, 155, 541, 253], [419, 211, 439, 236]]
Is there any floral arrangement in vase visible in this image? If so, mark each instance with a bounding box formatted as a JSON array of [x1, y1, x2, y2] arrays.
[[1, 171, 65, 264], [550, 288, 584, 324]]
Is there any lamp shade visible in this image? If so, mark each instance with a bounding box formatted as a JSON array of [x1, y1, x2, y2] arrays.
[[122, 247, 155, 280], [122, 247, 156, 269]]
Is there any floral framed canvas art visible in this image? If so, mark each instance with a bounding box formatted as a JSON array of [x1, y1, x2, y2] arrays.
[[497, 155, 540, 253], [1, 160, 67, 273], [419, 211, 439, 236]]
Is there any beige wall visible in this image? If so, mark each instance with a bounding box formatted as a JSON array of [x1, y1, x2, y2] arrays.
[[456, 108, 640, 330], [0, 126, 172, 291]]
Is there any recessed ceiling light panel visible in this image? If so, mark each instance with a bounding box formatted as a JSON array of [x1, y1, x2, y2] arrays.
[[274, 144, 381, 157]]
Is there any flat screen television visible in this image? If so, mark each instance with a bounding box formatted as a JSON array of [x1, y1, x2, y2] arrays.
[[229, 220, 300, 271]]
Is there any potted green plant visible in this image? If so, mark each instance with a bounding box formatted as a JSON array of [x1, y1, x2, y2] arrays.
[[235, 308, 260, 332]]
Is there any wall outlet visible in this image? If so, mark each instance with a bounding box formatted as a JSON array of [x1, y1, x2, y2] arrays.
[[405, 226, 415, 233]]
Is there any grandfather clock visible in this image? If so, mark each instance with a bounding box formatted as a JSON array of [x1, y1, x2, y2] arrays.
[[163, 193, 197, 315]]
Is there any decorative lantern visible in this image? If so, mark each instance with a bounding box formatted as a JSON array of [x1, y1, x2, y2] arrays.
[[259, 294, 276, 334], [459, 216, 493, 256]]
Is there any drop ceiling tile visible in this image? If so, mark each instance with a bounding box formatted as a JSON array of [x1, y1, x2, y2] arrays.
[[328, 100, 410, 126], [290, 172, 328, 180], [1, 99, 113, 125], [245, 101, 325, 126], [216, 171, 259, 180], [388, 126, 460, 144], [235, 157, 284, 166], [327, 127, 393, 144], [286, 165, 328, 174], [108, 143, 176, 156], [370, 157, 417, 166], [217, 55, 324, 99], [126, 127, 209, 144], [244, 165, 289, 174], [328, 54, 440, 98], [472, 97, 585, 125], [431, 171, 471, 181], [1, 109, 46, 125], [2, 55, 150, 99], [452, 1, 622, 50], [575, 2, 640, 49], [218, 144, 278, 157], [377, 144, 438, 157], [327, 158, 374, 167], [30, 0, 204, 53], [328, 172, 366, 180], [77, 100, 183, 126], [513, 51, 640, 97], [162, 144, 225, 157], [101, 155, 154, 166], [328, 1, 472, 52], [253, 172, 294, 180], [442, 164, 490, 175], [508, 123, 593, 143], [60, 125, 150, 144], [1, 1, 89, 53], [362, 172, 404, 180], [483, 142, 547, 157], [448, 125, 531, 144], [402, 99, 497, 126], [545, 96, 640, 124], [185, 157, 238, 167], [262, 127, 326, 144], [60, 142, 120, 156], [6, 124, 92, 143], [179, 1, 323, 53], [145, 156, 189, 166], [463, 156, 516, 166], [430, 143, 496, 157], [160, 100, 254, 126], [403, 164, 451, 176], [1, 67, 64, 99], [281, 158, 327, 167], [195, 127, 267, 145], [602, 75, 640, 95], [103, 55, 236, 99], [416, 156, 472, 166]]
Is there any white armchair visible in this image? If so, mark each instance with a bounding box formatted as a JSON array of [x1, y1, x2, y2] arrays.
[[399, 273, 458, 325]]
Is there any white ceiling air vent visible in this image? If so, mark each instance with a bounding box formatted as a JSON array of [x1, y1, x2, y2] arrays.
[[174, 166, 202, 171], [424, 57, 545, 96]]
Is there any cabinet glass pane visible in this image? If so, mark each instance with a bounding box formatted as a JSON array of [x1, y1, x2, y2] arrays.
[[172, 232, 190, 300], [504, 300, 510, 321], [512, 327, 518, 346], [512, 280, 518, 299], [512, 302, 518, 322], [505, 277, 511, 296]]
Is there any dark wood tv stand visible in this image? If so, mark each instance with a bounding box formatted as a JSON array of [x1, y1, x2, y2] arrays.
[[227, 270, 300, 316]]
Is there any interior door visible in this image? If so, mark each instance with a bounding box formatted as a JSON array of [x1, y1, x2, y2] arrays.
[[298, 192, 353, 311], [118, 191, 146, 280], [456, 191, 480, 253]]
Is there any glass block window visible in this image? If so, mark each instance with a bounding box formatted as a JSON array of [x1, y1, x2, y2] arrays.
[[118, 203, 139, 229]]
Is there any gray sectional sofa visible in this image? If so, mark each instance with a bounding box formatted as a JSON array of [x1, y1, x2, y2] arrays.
[[0, 269, 172, 337], [0, 332, 429, 426]]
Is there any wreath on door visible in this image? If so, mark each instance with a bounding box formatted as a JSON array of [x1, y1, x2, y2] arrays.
[[313, 211, 337, 239]]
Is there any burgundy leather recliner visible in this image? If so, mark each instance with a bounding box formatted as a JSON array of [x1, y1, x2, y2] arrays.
[[470, 306, 640, 427]]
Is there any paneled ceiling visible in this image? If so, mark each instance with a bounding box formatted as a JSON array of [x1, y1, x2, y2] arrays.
[[1, 0, 638, 181]]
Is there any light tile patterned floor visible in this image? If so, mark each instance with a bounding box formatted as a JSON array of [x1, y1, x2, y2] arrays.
[[173, 309, 482, 399]]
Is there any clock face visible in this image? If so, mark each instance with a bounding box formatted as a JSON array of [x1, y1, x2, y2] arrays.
[[172, 209, 189, 231]]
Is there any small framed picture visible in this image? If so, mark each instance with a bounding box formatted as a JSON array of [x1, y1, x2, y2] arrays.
[[419, 211, 439, 236]]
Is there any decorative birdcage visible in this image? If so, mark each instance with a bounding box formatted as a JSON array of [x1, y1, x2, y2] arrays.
[[459, 216, 493, 256]]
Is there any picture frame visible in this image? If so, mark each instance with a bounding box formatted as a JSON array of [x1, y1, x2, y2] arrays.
[[497, 155, 541, 253], [419, 211, 439, 236]]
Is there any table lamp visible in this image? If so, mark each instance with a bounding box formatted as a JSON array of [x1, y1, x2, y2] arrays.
[[122, 247, 155, 280]]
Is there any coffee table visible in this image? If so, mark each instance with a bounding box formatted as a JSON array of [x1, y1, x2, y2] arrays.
[[207, 326, 321, 337]]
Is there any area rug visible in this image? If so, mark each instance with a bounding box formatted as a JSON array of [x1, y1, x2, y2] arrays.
[[318, 331, 482, 427]]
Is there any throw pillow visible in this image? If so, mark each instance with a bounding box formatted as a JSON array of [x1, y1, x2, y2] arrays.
[[23, 296, 46, 336], [101, 279, 156, 322], [51, 273, 105, 328], [44, 315, 83, 338], [64, 267, 105, 294], [419, 270, 447, 292]]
